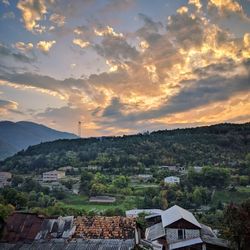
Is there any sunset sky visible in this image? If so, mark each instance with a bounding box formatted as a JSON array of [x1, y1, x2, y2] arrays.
[[0, 0, 250, 136]]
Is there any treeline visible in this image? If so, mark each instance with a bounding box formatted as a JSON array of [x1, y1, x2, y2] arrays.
[[1, 123, 249, 173]]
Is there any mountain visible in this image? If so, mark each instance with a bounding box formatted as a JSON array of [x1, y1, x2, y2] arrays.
[[1, 122, 249, 173], [0, 121, 78, 160]]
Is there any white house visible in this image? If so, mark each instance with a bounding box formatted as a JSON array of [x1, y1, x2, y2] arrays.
[[137, 174, 153, 182], [0, 172, 12, 188], [42, 170, 65, 182], [164, 176, 180, 184], [144, 205, 230, 250]]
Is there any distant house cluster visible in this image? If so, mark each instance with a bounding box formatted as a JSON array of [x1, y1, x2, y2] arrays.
[[0, 172, 12, 188]]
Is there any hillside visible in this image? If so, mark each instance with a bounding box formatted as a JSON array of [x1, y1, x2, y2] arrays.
[[0, 121, 78, 160], [0, 122, 249, 173]]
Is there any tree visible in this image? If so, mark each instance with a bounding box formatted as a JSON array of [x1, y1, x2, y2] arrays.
[[112, 175, 129, 189], [80, 171, 94, 195], [224, 200, 250, 250], [0, 204, 14, 220]]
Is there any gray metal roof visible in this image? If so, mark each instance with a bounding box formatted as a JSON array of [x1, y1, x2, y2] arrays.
[[145, 222, 165, 241], [169, 237, 203, 249], [161, 205, 201, 228], [0, 239, 135, 250]]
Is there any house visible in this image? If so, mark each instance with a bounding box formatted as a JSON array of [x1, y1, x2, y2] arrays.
[[42, 170, 65, 182], [126, 209, 163, 218], [87, 165, 102, 170], [143, 205, 230, 250], [164, 176, 180, 184], [193, 166, 203, 173], [159, 166, 178, 171], [0, 172, 12, 188], [137, 174, 153, 182]]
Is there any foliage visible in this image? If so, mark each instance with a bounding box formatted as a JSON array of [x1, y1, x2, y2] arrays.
[[1, 123, 249, 174], [224, 200, 250, 250]]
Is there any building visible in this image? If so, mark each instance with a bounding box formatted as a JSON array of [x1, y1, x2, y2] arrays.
[[164, 176, 180, 184], [159, 166, 178, 171], [126, 209, 163, 218], [193, 166, 203, 173], [137, 174, 153, 182], [143, 205, 230, 250], [0, 171, 12, 188], [89, 196, 116, 203], [42, 170, 65, 182]]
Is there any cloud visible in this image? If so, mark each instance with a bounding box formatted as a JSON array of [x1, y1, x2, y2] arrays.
[[0, 99, 18, 114], [2, 0, 9, 6], [0, 43, 35, 63], [72, 38, 90, 48], [1, 11, 15, 19], [208, 0, 249, 20], [14, 42, 33, 52], [17, 0, 48, 31], [36, 40, 56, 53], [94, 25, 124, 38], [49, 13, 66, 27]]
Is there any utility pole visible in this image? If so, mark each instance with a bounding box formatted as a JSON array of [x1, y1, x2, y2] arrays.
[[78, 121, 82, 138]]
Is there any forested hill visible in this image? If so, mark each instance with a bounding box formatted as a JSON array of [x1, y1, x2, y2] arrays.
[[1, 123, 249, 173]]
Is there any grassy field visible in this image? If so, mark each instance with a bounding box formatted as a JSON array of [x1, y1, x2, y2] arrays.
[[212, 186, 250, 205], [61, 194, 138, 212]]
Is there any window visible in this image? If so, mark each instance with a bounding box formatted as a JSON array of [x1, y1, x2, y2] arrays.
[[178, 229, 186, 240]]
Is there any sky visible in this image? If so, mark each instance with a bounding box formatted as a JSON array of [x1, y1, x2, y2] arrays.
[[0, 0, 250, 136]]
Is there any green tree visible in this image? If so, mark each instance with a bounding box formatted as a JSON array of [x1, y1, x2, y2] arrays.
[[224, 200, 250, 250]]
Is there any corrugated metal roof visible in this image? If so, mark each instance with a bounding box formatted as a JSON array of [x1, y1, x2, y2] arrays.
[[2, 213, 44, 243], [202, 235, 230, 248], [169, 237, 203, 249], [161, 205, 201, 228], [145, 222, 165, 241], [0, 239, 135, 250]]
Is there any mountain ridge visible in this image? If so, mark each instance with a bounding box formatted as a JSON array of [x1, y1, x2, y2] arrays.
[[0, 120, 78, 160], [1, 122, 249, 173]]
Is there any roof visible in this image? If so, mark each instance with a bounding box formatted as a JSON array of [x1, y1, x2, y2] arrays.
[[202, 236, 230, 248], [161, 205, 201, 228], [169, 237, 203, 249], [126, 209, 163, 217], [2, 212, 44, 243], [0, 239, 135, 250], [200, 223, 217, 238], [35, 216, 75, 240], [145, 222, 165, 241], [74, 216, 136, 239]]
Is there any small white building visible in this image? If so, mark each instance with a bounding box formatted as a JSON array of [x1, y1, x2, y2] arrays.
[[0, 172, 12, 188], [42, 170, 65, 182], [137, 174, 153, 181], [164, 176, 180, 184], [193, 166, 203, 173], [159, 165, 178, 171]]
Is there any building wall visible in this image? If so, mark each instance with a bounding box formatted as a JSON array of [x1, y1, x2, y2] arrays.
[[165, 228, 200, 243]]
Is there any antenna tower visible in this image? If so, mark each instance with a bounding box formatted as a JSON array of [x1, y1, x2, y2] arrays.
[[78, 121, 82, 137]]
